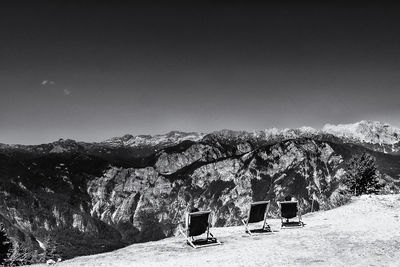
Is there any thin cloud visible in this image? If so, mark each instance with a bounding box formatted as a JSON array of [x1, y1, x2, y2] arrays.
[[41, 80, 56, 86], [63, 88, 71, 95]]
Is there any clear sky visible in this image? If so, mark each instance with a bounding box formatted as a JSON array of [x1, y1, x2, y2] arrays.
[[1, 2, 400, 144]]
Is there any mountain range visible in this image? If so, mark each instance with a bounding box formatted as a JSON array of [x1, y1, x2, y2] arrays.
[[0, 120, 399, 260], [2, 120, 399, 155], [103, 120, 400, 153]]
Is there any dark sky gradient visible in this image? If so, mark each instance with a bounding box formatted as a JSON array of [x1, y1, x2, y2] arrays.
[[1, 2, 400, 144]]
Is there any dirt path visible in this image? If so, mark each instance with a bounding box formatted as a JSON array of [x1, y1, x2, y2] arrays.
[[37, 194, 400, 267]]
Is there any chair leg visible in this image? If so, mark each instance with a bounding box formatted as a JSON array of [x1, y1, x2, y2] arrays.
[[179, 228, 198, 249], [208, 231, 221, 245], [187, 239, 197, 249], [242, 219, 252, 235], [262, 215, 267, 230], [298, 211, 304, 226], [262, 217, 272, 232]]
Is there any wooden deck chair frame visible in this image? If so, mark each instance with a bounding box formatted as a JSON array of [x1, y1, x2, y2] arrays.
[[242, 200, 271, 236], [179, 210, 222, 249], [278, 201, 304, 228]]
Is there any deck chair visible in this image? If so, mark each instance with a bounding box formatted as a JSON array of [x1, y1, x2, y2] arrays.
[[179, 210, 221, 249], [242, 200, 271, 235], [278, 201, 304, 228]]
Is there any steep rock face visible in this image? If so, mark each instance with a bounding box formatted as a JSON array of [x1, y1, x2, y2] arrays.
[[0, 153, 125, 259], [154, 143, 224, 175], [69, 139, 347, 247]]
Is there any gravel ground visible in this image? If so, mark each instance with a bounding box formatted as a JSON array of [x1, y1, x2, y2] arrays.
[[33, 194, 400, 267]]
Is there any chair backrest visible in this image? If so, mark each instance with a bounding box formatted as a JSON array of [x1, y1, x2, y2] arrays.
[[248, 201, 270, 223], [279, 201, 298, 219], [188, 211, 211, 237]]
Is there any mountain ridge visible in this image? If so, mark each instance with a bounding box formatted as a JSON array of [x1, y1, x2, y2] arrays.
[[2, 120, 398, 155]]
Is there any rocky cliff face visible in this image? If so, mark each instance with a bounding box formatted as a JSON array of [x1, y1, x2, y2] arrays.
[[1, 123, 400, 260]]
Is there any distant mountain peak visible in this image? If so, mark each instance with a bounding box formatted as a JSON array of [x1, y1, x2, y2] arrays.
[[322, 120, 400, 145], [103, 131, 204, 148], [100, 120, 399, 150], [2, 120, 397, 153]]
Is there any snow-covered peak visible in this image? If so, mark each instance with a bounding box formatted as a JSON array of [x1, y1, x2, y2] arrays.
[[97, 121, 400, 150], [322, 120, 400, 145], [104, 131, 204, 147], [263, 126, 318, 139]]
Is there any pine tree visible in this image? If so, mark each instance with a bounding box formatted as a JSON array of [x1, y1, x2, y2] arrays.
[[3, 242, 31, 266], [43, 235, 60, 261], [343, 152, 381, 195], [0, 224, 13, 265]]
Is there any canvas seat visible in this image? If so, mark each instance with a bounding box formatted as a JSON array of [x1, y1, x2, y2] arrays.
[[278, 201, 304, 228], [242, 201, 271, 235], [179, 210, 221, 249]]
